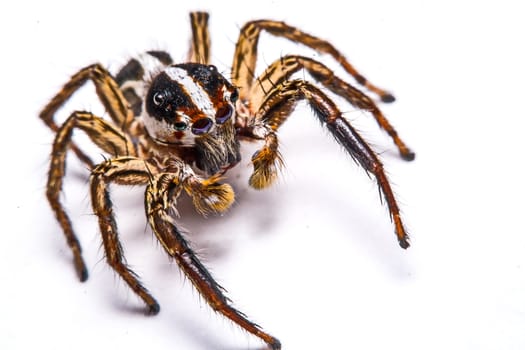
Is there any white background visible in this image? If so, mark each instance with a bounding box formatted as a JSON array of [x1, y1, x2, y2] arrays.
[[2, 1, 525, 349]]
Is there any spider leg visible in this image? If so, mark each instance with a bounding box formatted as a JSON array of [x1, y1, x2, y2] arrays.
[[90, 157, 160, 313], [80, 153, 236, 315], [40, 64, 135, 167], [250, 79, 409, 248], [145, 173, 281, 350], [248, 55, 414, 160], [187, 12, 211, 64], [232, 19, 395, 104], [47, 111, 136, 281]]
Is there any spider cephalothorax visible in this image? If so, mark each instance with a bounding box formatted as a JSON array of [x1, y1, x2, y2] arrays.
[[143, 63, 241, 174], [40, 11, 414, 350]]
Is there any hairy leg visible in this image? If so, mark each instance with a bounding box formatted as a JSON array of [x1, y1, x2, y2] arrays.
[[248, 55, 414, 160], [187, 12, 211, 64], [47, 111, 136, 281], [90, 157, 159, 313], [231, 19, 395, 104], [40, 64, 135, 166], [249, 79, 409, 248], [145, 172, 281, 349]]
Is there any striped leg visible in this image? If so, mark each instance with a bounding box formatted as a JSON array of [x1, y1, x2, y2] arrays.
[[145, 173, 281, 350], [90, 158, 159, 313], [250, 79, 410, 248], [188, 12, 211, 64], [40, 64, 135, 133], [249, 55, 414, 160], [40, 64, 136, 167], [47, 111, 136, 281], [87, 155, 236, 315], [231, 19, 395, 104]]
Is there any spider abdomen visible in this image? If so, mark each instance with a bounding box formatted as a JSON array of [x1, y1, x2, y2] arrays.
[[116, 50, 174, 117]]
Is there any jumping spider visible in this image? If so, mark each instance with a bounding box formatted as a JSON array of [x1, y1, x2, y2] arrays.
[[40, 12, 414, 349]]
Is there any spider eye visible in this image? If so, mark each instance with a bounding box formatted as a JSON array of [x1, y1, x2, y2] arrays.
[[173, 121, 188, 131], [191, 118, 213, 135], [229, 89, 239, 103], [215, 105, 233, 124], [153, 92, 166, 106]]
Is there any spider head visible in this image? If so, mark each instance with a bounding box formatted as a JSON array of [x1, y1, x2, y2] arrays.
[[143, 63, 241, 174], [143, 63, 238, 144]]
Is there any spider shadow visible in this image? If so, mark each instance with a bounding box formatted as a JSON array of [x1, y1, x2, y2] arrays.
[[277, 125, 415, 278], [161, 307, 272, 350], [108, 295, 269, 350], [164, 162, 280, 261]]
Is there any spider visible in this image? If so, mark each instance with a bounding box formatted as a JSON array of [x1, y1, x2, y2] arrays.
[[40, 11, 414, 350]]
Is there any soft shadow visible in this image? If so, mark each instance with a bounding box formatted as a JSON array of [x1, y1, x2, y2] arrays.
[[163, 307, 273, 350]]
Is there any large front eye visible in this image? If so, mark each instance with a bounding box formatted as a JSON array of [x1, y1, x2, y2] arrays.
[[215, 105, 233, 124], [152, 91, 166, 106], [191, 118, 213, 135]]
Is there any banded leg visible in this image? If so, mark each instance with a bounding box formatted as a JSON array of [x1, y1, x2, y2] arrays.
[[40, 63, 135, 166], [145, 173, 281, 350], [88, 155, 234, 314], [188, 12, 211, 64], [232, 19, 395, 104], [251, 79, 409, 248], [90, 157, 159, 313], [250, 55, 414, 160], [47, 111, 136, 281]]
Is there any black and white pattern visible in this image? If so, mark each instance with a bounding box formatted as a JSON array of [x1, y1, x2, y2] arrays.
[[115, 50, 173, 116]]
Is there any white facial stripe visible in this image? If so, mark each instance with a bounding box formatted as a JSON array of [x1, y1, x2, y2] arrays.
[[165, 66, 215, 117]]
